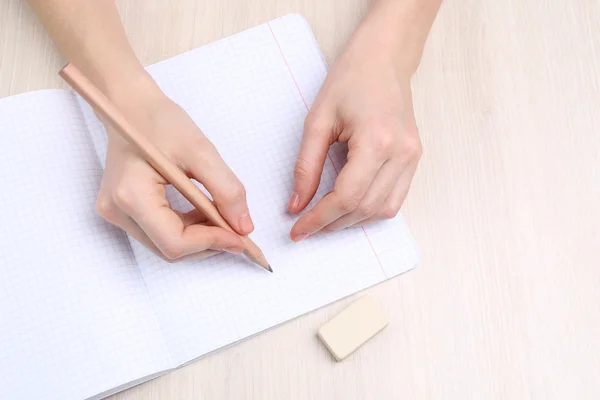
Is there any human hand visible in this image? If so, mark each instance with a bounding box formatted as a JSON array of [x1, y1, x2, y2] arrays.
[[96, 81, 253, 261], [288, 10, 422, 241]]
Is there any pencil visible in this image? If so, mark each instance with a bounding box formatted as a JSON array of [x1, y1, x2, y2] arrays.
[[59, 63, 272, 272]]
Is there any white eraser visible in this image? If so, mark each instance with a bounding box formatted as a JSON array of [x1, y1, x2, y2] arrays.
[[317, 295, 388, 361]]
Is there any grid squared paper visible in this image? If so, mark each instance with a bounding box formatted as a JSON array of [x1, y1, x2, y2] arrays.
[[0, 91, 172, 400], [78, 14, 420, 366]]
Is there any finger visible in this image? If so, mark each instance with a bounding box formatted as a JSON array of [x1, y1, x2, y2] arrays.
[[322, 160, 402, 232], [175, 208, 208, 226], [183, 139, 254, 235], [355, 170, 414, 226], [288, 112, 335, 214], [118, 214, 222, 262], [290, 149, 383, 241], [115, 189, 245, 260], [97, 197, 166, 259], [98, 200, 223, 262], [175, 249, 221, 262], [171, 209, 222, 261], [140, 209, 245, 260]]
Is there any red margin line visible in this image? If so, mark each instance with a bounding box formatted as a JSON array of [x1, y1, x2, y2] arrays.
[[267, 22, 387, 278]]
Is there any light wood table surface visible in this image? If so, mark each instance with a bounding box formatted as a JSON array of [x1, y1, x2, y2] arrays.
[[2, 0, 599, 399]]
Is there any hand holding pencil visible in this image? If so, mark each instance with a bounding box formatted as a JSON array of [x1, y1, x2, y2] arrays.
[[60, 64, 270, 270]]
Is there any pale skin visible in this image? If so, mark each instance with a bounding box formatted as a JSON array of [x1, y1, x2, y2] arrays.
[[25, 0, 441, 262]]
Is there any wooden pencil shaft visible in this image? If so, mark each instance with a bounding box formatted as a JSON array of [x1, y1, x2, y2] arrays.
[[59, 63, 269, 269]]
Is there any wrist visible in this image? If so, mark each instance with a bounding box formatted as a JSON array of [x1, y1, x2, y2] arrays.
[[96, 68, 170, 141], [355, 0, 441, 78], [101, 67, 165, 110]]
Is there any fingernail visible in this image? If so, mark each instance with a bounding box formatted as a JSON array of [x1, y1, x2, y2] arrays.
[[224, 246, 243, 254], [293, 233, 310, 242], [238, 211, 254, 234], [288, 192, 300, 211]]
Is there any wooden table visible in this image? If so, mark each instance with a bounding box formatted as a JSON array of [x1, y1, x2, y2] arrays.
[[2, 1, 599, 398]]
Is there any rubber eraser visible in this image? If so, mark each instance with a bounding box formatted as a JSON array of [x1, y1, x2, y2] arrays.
[[317, 295, 388, 361]]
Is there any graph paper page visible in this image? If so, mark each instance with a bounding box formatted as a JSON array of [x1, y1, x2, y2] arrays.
[[0, 91, 172, 399], [80, 14, 420, 365]]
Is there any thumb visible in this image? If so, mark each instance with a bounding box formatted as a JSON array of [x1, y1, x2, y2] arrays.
[[288, 112, 334, 214]]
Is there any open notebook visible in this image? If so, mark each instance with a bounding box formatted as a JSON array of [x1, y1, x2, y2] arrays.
[[0, 14, 419, 400]]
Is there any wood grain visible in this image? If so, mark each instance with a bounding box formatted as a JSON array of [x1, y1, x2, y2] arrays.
[[2, 0, 599, 398]]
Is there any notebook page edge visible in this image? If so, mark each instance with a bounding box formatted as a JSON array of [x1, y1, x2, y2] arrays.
[[174, 264, 417, 368], [0, 87, 71, 101], [87, 368, 174, 400], [0, 89, 172, 399]]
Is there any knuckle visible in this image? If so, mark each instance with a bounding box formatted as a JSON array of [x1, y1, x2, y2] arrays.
[[185, 138, 218, 168], [401, 130, 422, 161], [365, 119, 422, 162], [113, 185, 135, 212], [381, 203, 401, 219], [373, 131, 397, 156], [406, 138, 423, 160], [161, 239, 185, 260], [294, 156, 313, 181], [362, 119, 401, 158], [336, 193, 361, 213], [197, 137, 217, 154], [357, 202, 378, 219], [305, 109, 338, 141], [95, 195, 117, 221], [304, 110, 327, 134], [223, 183, 246, 204]]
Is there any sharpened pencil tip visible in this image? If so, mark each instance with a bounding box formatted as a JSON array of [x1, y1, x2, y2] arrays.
[[267, 265, 273, 273]]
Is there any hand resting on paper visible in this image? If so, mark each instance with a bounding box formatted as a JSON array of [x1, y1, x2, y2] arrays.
[[288, 0, 439, 240]]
